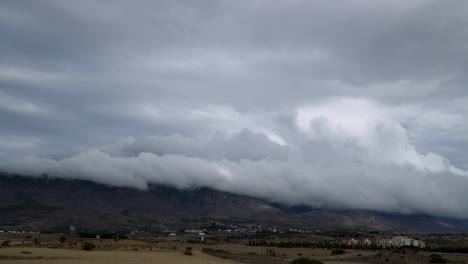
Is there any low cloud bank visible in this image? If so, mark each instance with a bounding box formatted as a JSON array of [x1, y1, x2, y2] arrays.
[[4, 99, 468, 218]]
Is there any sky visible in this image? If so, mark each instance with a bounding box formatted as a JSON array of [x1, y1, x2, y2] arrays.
[[1, 0, 468, 218]]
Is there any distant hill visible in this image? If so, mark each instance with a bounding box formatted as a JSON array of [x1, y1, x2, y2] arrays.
[[299, 210, 468, 234], [1, 174, 468, 233]]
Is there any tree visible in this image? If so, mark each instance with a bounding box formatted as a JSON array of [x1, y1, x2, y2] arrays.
[[82, 242, 96, 251], [291, 257, 324, 264]]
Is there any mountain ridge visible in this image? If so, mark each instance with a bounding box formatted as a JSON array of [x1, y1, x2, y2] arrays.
[[1, 174, 468, 233]]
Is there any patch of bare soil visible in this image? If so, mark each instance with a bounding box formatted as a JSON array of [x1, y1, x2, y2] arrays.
[[202, 247, 288, 264]]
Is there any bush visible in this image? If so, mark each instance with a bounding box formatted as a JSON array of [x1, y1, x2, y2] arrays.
[[82, 242, 96, 251], [331, 249, 346, 255], [429, 254, 447, 263], [184, 246, 193, 256], [1, 240, 10, 247], [202, 248, 231, 254], [59, 236, 67, 243], [265, 248, 278, 257], [291, 257, 324, 264]]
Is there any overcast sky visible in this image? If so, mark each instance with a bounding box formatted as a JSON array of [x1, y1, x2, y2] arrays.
[[1, 0, 468, 218]]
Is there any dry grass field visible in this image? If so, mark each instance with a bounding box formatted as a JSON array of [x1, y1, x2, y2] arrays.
[[198, 243, 376, 261], [0, 247, 242, 264], [2, 234, 468, 264], [0, 234, 364, 264]]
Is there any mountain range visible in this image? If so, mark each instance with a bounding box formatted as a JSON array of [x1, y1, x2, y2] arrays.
[[1, 173, 468, 234]]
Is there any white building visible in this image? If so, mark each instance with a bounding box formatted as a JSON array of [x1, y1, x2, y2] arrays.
[[185, 229, 203, 234], [377, 236, 425, 249]]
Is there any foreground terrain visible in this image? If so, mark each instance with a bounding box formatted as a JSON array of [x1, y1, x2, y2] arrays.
[[0, 247, 242, 264], [1, 234, 468, 264]]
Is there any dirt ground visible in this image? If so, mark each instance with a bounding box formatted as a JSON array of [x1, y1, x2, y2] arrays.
[[201, 243, 376, 261], [0, 247, 242, 264]]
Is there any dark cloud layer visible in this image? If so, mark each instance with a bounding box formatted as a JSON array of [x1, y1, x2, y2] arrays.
[[1, 1, 468, 217]]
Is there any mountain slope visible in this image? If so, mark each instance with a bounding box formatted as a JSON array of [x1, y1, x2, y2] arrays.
[[0, 174, 298, 231], [1, 174, 468, 233], [300, 210, 468, 233]]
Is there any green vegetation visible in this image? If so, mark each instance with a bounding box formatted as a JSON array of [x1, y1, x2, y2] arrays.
[[82, 242, 96, 251], [248, 239, 382, 250], [291, 257, 324, 264], [78, 231, 128, 239], [248, 240, 332, 248]]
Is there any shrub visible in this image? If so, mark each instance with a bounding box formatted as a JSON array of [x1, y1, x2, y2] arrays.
[[331, 249, 346, 255], [429, 254, 447, 263], [291, 257, 324, 264], [202, 248, 232, 256], [184, 246, 193, 256], [1, 240, 10, 247], [59, 236, 67, 243], [33, 237, 40, 246], [265, 248, 278, 257], [82, 242, 96, 251]]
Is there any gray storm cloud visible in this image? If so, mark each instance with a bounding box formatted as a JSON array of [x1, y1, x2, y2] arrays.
[[1, 1, 468, 218], [5, 99, 468, 218]]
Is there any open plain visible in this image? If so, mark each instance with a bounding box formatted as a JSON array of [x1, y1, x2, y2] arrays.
[[1, 234, 468, 264]]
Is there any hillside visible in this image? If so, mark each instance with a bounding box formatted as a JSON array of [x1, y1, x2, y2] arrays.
[[0, 174, 299, 232], [1, 174, 468, 233]]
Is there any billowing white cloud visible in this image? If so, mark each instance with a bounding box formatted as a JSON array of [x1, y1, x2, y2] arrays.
[[1, 1, 468, 219], [5, 99, 468, 218]]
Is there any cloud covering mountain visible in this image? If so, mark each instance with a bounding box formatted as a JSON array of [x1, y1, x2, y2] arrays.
[[1, 1, 468, 218], [5, 98, 468, 218]]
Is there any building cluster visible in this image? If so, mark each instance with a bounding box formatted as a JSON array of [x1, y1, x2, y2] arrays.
[[377, 236, 425, 248], [339, 238, 373, 247], [150, 224, 322, 239], [184, 229, 205, 236], [338, 236, 425, 249], [0, 230, 39, 235]]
